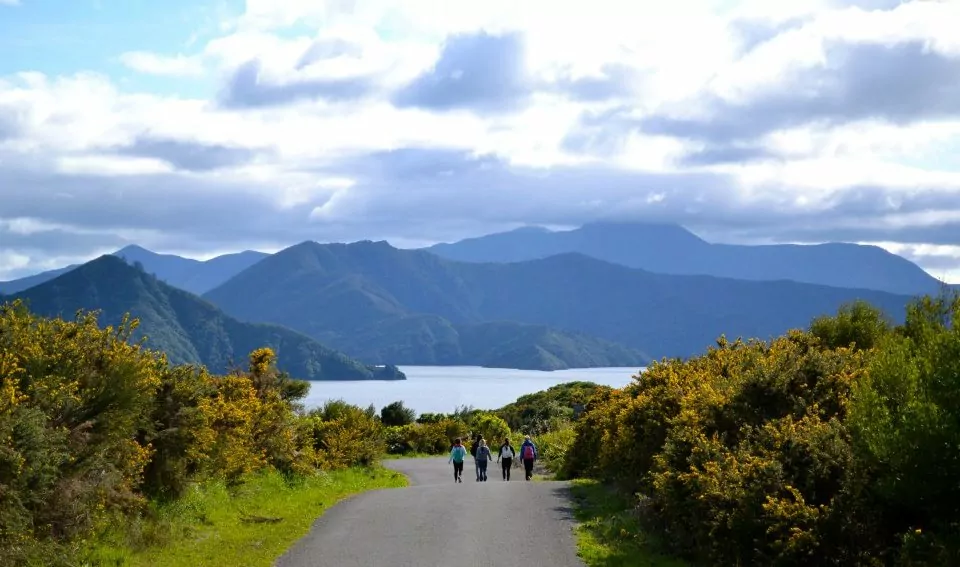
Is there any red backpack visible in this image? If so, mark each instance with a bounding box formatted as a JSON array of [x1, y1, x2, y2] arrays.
[[522, 444, 534, 460]]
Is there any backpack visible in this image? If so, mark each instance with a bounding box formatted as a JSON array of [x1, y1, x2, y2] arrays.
[[522, 444, 534, 460]]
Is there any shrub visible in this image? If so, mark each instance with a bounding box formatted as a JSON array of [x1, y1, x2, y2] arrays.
[[0, 302, 384, 564], [0, 302, 160, 557], [470, 412, 511, 446], [497, 381, 610, 433], [383, 419, 470, 455], [380, 400, 416, 426], [309, 400, 384, 469], [561, 321, 880, 565], [533, 422, 576, 477], [847, 293, 960, 565], [139, 364, 217, 498]]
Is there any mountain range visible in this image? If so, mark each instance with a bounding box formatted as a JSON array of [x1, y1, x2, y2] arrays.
[[201, 239, 913, 362], [426, 222, 949, 296], [1, 255, 405, 381], [0, 245, 269, 296], [2, 221, 949, 374]]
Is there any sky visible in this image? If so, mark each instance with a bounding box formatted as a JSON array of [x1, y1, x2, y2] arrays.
[[1, 0, 960, 282]]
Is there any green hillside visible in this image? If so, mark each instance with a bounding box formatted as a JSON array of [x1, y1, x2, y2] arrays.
[[5, 255, 405, 380]]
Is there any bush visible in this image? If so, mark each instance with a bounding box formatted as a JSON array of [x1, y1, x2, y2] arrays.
[[384, 419, 470, 455], [564, 305, 928, 566], [380, 400, 416, 426], [846, 294, 960, 565], [497, 381, 610, 434], [0, 302, 383, 565], [533, 423, 577, 477], [0, 303, 160, 558], [470, 412, 511, 446], [309, 400, 384, 469]]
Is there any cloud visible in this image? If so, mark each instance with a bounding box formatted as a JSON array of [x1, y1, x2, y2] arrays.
[[115, 135, 261, 171], [3, 0, 960, 283], [119, 52, 205, 77], [0, 107, 23, 140], [0, 0, 20, 6], [0, 219, 128, 257], [220, 58, 378, 107], [392, 31, 530, 113], [639, 40, 960, 145]]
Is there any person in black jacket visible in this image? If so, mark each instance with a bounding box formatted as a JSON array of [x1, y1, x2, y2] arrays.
[[496, 437, 516, 481], [470, 434, 482, 481]]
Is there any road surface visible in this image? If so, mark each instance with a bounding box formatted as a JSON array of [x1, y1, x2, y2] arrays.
[[275, 457, 586, 567]]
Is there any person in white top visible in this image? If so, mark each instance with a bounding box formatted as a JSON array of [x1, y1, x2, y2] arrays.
[[496, 438, 516, 481]]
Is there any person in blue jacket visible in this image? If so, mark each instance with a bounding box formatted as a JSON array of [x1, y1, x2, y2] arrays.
[[518, 435, 538, 481], [449, 438, 467, 483]]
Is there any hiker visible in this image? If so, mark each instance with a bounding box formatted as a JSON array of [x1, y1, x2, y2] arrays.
[[497, 437, 516, 481], [519, 435, 538, 481], [449, 438, 467, 483], [470, 434, 482, 481], [476, 439, 493, 481]]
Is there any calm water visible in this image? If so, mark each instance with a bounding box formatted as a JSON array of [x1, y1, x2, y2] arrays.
[[302, 366, 643, 415]]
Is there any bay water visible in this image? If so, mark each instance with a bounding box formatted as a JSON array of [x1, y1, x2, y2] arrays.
[[301, 365, 643, 415]]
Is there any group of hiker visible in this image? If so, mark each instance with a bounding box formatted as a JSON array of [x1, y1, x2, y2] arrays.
[[447, 433, 538, 483]]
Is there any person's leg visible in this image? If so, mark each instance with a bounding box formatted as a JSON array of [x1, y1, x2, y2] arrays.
[[457, 461, 464, 482], [480, 460, 487, 481], [524, 458, 534, 480], [475, 460, 480, 481], [502, 458, 510, 480]]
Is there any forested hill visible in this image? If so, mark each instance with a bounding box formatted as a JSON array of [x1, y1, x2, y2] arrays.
[[4, 255, 404, 380]]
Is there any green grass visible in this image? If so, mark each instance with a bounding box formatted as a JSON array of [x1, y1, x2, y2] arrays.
[[81, 467, 408, 567], [570, 479, 690, 567]]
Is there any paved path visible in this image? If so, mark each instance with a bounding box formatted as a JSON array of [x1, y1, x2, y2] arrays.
[[276, 457, 586, 567]]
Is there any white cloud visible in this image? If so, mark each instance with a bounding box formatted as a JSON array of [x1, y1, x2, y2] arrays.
[[0, 0, 20, 6], [1, 0, 960, 282], [119, 51, 206, 77]]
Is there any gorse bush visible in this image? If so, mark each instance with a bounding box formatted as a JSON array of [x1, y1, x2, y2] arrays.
[[0, 301, 384, 566], [561, 296, 960, 566], [470, 412, 511, 445], [308, 400, 384, 469], [0, 303, 160, 562]]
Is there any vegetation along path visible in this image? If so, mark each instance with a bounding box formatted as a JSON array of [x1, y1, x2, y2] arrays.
[[276, 457, 586, 567]]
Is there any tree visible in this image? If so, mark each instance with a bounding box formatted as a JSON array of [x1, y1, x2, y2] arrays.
[[380, 400, 415, 426]]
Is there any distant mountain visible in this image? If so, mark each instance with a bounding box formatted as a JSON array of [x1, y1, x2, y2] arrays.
[[425, 222, 944, 296], [0, 265, 77, 295], [113, 245, 270, 294], [2, 255, 405, 381], [0, 246, 269, 295], [203, 240, 915, 363]]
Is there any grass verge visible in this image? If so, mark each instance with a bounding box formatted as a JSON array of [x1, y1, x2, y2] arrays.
[[81, 466, 408, 567], [569, 479, 690, 567]]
